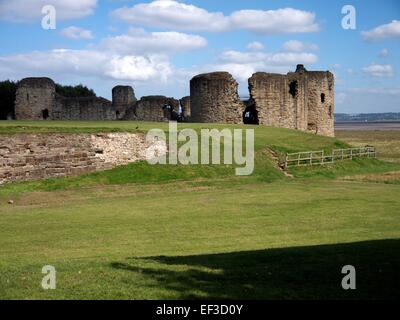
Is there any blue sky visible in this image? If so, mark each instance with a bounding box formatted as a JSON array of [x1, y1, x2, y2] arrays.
[[0, 0, 399, 113]]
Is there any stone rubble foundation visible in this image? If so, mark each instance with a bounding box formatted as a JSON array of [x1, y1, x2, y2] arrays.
[[0, 133, 167, 184]]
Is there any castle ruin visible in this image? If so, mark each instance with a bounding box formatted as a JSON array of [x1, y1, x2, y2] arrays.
[[248, 64, 334, 136], [14, 78, 181, 122], [13, 64, 334, 136], [123, 96, 180, 122], [189, 65, 334, 136]]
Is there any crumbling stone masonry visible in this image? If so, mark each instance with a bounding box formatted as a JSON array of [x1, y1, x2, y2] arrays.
[[179, 96, 191, 120], [123, 96, 180, 122], [248, 65, 334, 136], [14, 65, 334, 136], [15, 77, 56, 120], [190, 65, 334, 136], [112, 85, 137, 120], [14, 78, 136, 121], [190, 72, 243, 124], [0, 133, 166, 184], [53, 95, 115, 120]]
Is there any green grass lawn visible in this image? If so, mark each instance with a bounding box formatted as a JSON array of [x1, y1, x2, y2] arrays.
[[0, 121, 399, 299]]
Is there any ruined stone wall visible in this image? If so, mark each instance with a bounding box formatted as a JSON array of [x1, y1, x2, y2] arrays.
[[305, 71, 334, 137], [0, 133, 166, 184], [124, 96, 179, 122], [248, 66, 334, 136], [190, 72, 243, 124], [248, 72, 308, 130], [53, 96, 116, 120], [112, 86, 137, 120], [15, 78, 55, 120], [180, 96, 191, 119]]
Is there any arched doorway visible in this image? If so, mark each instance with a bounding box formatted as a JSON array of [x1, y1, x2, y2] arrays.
[[42, 109, 49, 120], [243, 105, 259, 125]]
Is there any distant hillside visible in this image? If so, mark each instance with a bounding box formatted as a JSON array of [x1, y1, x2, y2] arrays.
[[335, 113, 400, 122]]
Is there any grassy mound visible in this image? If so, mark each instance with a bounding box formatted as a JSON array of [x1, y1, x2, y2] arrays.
[[0, 121, 398, 196]]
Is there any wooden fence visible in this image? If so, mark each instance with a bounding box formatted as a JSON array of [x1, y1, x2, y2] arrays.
[[283, 146, 376, 168]]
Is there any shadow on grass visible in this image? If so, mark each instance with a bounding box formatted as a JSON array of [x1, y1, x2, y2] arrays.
[[111, 239, 400, 299]]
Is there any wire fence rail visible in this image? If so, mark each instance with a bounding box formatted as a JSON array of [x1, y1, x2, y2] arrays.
[[283, 146, 376, 168]]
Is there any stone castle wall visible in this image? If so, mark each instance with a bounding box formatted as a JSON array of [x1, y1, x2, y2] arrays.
[[247, 66, 334, 136], [124, 96, 179, 122], [180, 96, 191, 120], [112, 86, 137, 120], [14, 79, 133, 121], [248, 72, 308, 131], [53, 95, 116, 120], [13, 65, 334, 136], [305, 71, 334, 137], [0, 133, 166, 184], [190, 72, 243, 124], [15, 78, 56, 120]]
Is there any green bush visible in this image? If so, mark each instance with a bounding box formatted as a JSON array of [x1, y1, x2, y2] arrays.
[[55, 83, 96, 98], [0, 80, 18, 120]]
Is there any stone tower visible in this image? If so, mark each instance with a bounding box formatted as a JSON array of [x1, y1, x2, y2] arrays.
[[248, 71, 308, 131], [190, 72, 243, 124], [248, 65, 334, 137], [112, 85, 137, 120], [15, 77, 55, 120], [304, 71, 334, 137]]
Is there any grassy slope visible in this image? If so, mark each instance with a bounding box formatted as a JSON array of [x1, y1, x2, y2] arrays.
[[0, 121, 399, 299], [1, 121, 398, 195]]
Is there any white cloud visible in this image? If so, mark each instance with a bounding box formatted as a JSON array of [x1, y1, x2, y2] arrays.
[[361, 20, 400, 40], [60, 26, 94, 40], [247, 41, 264, 51], [229, 8, 319, 34], [100, 28, 207, 55], [215, 49, 318, 82], [283, 40, 318, 52], [0, 25, 210, 83], [0, 49, 173, 82], [336, 92, 347, 104], [378, 48, 389, 57], [111, 0, 229, 32], [220, 50, 317, 66], [362, 64, 395, 77], [105, 55, 172, 82], [0, 0, 97, 22], [111, 0, 319, 34], [335, 87, 400, 113]]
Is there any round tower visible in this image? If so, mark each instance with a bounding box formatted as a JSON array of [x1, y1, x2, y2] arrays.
[[190, 72, 243, 123], [15, 77, 55, 120]]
